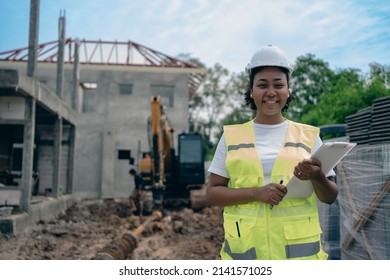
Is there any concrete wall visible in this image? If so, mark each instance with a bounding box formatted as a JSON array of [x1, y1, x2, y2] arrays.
[[35, 125, 70, 195]]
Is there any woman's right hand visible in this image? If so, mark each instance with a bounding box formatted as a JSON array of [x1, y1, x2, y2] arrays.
[[254, 182, 287, 205]]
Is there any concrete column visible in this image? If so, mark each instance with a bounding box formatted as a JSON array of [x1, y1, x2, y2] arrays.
[[101, 128, 115, 198], [67, 125, 76, 194], [52, 116, 63, 198], [56, 13, 65, 99], [72, 39, 80, 112], [20, 97, 36, 213], [27, 0, 40, 78]]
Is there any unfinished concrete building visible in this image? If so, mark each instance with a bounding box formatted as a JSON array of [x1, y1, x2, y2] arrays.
[[0, 9, 205, 233]]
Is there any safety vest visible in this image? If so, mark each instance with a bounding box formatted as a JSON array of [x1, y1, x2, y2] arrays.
[[221, 119, 328, 260]]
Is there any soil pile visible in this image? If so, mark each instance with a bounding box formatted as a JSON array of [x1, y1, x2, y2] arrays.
[[0, 199, 224, 260]]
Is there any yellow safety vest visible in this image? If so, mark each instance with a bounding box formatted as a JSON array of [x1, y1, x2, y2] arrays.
[[221, 119, 328, 260]]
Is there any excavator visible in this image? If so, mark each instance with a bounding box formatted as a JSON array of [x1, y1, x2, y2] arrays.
[[137, 96, 207, 215]]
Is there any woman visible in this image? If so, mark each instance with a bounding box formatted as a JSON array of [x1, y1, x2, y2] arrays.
[[206, 44, 338, 260]]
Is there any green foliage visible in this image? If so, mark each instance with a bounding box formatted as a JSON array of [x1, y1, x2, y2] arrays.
[[288, 54, 334, 121], [300, 68, 365, 125], [289, 55, 389, 126], [369, 62, 390, 89]]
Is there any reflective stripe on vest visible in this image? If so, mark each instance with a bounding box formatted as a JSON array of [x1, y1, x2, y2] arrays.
[[220, 119, 326, 260], [284, 142, 311, 153], [285, 241, 320, 259], [223, 240, 257, 260], [227, 143, 255, 151]]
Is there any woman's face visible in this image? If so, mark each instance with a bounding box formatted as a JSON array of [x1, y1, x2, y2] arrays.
[[251, 66, 289, 124]]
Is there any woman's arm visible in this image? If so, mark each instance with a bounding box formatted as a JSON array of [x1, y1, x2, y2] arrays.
[[206, 173, 287, 206]]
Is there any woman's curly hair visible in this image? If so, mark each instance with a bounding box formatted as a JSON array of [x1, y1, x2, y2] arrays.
[[244, 66, 295, 113]]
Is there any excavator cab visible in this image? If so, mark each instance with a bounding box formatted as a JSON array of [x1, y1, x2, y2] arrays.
[[177, 133, 205, 189]]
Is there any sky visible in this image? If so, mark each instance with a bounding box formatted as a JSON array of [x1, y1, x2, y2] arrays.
[[0, 0, 389, 74]]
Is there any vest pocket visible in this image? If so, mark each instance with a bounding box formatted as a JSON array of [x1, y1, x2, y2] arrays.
[[283, 220, 324, 259], [222, 214, 257, 260]]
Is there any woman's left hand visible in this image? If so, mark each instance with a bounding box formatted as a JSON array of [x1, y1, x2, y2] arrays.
[[293, 158, 323, 180]]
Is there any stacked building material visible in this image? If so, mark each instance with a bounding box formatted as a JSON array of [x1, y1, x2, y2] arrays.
[[345, 107, 372, 145], [345, 95, 390, 145], [336, 144, 390, 259], [369, 96, 390, 145]]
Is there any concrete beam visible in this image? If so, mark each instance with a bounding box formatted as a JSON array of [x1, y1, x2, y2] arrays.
[[0, 69, 77, 125]]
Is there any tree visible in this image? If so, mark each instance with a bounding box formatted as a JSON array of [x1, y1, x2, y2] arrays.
[[299, 64, 389, 126], [176, 53, 206, 68], [368, 62, 390, 89], [300, 68, 365, 125], [188, 63, 230, 149], [220, 71, 254, 125], [288, 54, 334, 121], [211, 71, 255, 145]]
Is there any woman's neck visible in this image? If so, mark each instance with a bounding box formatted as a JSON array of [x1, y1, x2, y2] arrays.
[[254, 115, 286, 125]]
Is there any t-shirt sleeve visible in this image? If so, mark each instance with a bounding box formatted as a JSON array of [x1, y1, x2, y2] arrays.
[[207, 133, 230, 179], [313, 135, 336, 177]]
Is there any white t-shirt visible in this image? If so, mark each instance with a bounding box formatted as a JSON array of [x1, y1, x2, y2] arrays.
[[208, 120, 336, 184]]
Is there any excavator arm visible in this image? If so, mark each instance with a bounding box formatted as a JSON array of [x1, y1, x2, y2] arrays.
[[149, 96, 174, 187]]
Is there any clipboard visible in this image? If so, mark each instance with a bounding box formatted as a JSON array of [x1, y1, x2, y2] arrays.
[[284, 141, 357, 198]]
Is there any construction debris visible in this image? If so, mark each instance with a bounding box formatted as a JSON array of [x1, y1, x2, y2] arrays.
[[94, 210, 163, 260], [0, 200, 224, 260]]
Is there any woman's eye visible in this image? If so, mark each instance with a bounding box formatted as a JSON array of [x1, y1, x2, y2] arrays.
[[275, 84, 284, 89]]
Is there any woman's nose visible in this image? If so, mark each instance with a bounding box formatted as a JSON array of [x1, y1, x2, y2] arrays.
[[265, 88, 276, 96]]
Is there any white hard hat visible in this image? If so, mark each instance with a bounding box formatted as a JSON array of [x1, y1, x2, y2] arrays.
[[246, 44, 293, 75]]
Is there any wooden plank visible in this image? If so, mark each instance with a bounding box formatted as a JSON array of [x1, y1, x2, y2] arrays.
[[337, 164, 374, 259], [341, 174, 390, 254]]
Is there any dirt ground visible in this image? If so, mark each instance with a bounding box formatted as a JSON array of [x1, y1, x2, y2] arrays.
[[0, 199, 224, 260]]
